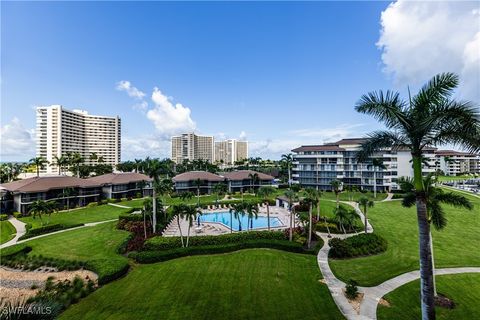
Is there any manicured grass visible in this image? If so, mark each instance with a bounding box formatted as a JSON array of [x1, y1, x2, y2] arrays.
[[1, 221, 130, 280], [320, 191, 388, 202], [329, 194, 479, 286], [378, 273, 480, 320], [19, 204, 129, 229], [0, 220, 16, 244], [437, 175, 477, 182], [60, 249, 343, 320]]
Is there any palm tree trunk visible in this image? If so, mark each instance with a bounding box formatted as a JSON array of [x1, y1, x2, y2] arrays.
[[373, 166, 377, 199], [177, 216, 184, 247], [230, 211, 233, 233], [152, 189, 157, 233], [288, 164, 291, 187], [143, 208, 147, 239], [363, 206, 368, 234], [197, 187, 200, 207], [186, 223, 191, 247], [430, 231, 437, 297], [316, 200, 320, 221], [37, 166, 39, 177], [289, 207, 294, 241], [336, 193, 339, 209], [308, 205, 312, 249], [413, 156, 436, 320], [266, 201, 270, 230]]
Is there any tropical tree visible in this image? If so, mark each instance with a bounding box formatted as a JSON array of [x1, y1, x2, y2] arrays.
[[257, 186, 276, 230], [372, 158, 387, 198], [248, 172, 259, 195], [330, 179, 343, 208], [355, 72, 480, 319], [193, 178, 203, 207], [89, 152, 98, 163], [52, 155, 67, 175], [244, 202, 259, 231], [184, 205, 201, 247], [28, 200, 57, 225], [62, 187, 76, 211], [398, 173, 474, 296], [281, 153, 293, 187], [358, 196, 374, 234], [212, 183, 228, 207], [145, 159, 163, 233], [303, 188, 317, 248], [70, 153, 84, 178], [171, 204, 188, 247], [332, 206, 358, 234], [229, 202, 246, 232], [180, 191, 194, 204], [284, 189, 298, 241], [134, 158, 143, 173], [29, 157, 49, 177]]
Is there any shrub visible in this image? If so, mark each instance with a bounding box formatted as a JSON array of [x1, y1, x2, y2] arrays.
[[121, 198, 128, 202], [0, 244, 32, 258], [144, 231, 286, 251], [13, 212, 22, 218], [18, 223, 84, 240], [328, 233, 387, 259], [86, 259, 130, 285], [87, 202, 98, 208], [132, 240, 308, 263], [345, 279, 359, 300], [135, 192, 142, 198], [392, 193, 405, 199], [315, 221, 339, 234], [0, 214, 8, 221]]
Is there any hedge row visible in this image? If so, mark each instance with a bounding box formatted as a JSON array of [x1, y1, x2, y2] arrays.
[[328, 233, 388, 259], [131, 240, 314, 263], [144, 230, 286, 251], [18, 223, 84, 240], [0, 244, 32, 258], [0, 214, 8, 221], [85, 259, 130, 285]]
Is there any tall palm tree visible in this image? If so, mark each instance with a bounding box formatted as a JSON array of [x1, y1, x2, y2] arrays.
[[355, 72, 480, 319], [333, 206, 356, 234], [281, 153, 293, 187], [145, 159, 163, 233], [372, 158, 386, 198], [358, 196, 374, 234], [89, 152, 98, 163], [330, 179, 342, 208], [244, 202, 259, 231], [171, 204, 187, 247], [28, 200, 57, 226], [70, 152, 84, 178], [180, 191, 194, 204], [135, 158, 143, 173], [62, 187, 75, 211], [29, 157, 48, 177], [284, 189, 298, 241], [248, 172, 259, 195], [212, 183, 228, 208], [53, 155, 66, 175], [303, 189, 317, 248], [398, 173, 473, 297], [184, 205, 201, 247], [257, 186, 275, 230], [193, 178, 203, 207], [229, 202, 246, 232]]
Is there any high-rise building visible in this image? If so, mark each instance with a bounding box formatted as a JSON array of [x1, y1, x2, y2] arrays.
[[171, 133, 214, 164], [214, 139, 248, 166], [291, 138, 436, 191], [434, 150, 480, 176], [36, 105, 121, 174]]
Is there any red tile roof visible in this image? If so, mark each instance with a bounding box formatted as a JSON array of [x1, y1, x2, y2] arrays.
[[172, 171, 224, 182], [221, 170, 274, 181]]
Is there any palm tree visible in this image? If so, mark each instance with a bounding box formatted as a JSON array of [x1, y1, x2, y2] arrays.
[[62, 187, 75, 211], [284, 189, 298, 241], [248, 172, 259, 195], [135, 158, 143, 173], [244, 202, 259, 231], [355, 72, 480, 319], [70, 153, 84, 178], [212, 183, 228, 208], [171, 204, 187, 247], [333, 206, 350, 234], [145, 159, 163, 233], [281, 153, 294, 187], [330, 179, 342, 209], [358, 196, 374, 234], [52, 155, 67, 175], [372, 158, 386, 198], [89, 152, 98, 163], [29, 157, 48, 177], [229, 202, 246, 232], [398, 173, 473, 297], [28, 200, 57, 225], [193, 178, 202, 207], [180, 191, 194, 204], [184, 205, 201, 247], [303, 189, 317, 248], [257, 186, 275, 230]]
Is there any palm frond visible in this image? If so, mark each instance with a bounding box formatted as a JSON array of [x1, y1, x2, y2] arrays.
[[355, 90, 410, 130], [402, 193, 416, 208], [434, 191, 474, 210], [430, 201, 447, 230], [412, 72, 459, 110], [356, 131, 409, 162]]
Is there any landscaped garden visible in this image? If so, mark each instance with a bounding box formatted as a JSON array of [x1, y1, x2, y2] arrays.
[[378, 273, 480, 320], [0, 220, 16, 244], [329, 192, 480, 286], [60, 249, 344, 320]]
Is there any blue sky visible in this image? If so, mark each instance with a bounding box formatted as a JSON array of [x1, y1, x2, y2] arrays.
[[2, 1, 479, 161]]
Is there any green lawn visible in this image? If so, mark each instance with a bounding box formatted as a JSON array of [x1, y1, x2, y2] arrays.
[[60, 249, 343, 320], [437, 175, 477, 182], [319, 191, 388, 202], [0, 220, 16, 244], [19, 204, 130, 229], [1, 221, 130, 280], [378, 273, 480, 320], [329, 193, 480, 286]]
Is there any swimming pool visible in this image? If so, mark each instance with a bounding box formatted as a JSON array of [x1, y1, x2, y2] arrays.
[[199, 211, 283, 231]]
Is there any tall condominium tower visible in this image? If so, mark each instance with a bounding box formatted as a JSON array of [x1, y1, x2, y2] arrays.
[[171, 133, 214, 164], [36, 105, 121, 174], [214, 139, 248, 166]]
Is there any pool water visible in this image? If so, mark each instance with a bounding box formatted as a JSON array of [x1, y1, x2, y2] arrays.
[[199, 211, 283, 231]]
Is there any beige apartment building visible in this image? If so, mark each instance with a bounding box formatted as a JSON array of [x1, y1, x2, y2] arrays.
[[171, 133, 214, 164], [214, 139, 248, 166], [36, 105, 121, 174], [435, 150, 480, 176]]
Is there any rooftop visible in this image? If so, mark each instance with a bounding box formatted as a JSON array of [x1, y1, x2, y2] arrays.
[[221, 170, 274, 181], [87, 172, 152, 185], [291, 145, 346, 152], [0, 176, 98, 193], [172, 171, 224, 182]]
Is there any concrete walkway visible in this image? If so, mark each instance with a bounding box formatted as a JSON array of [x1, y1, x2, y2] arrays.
[[1, 217, 27, 248], [107, 203, 132, 209], [0, 219, 118, 249]]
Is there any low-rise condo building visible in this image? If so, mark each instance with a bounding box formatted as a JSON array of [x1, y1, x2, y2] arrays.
[[434, 150, 480, 176], [222, 170, 274, 192], [291, 138, 436, 191]]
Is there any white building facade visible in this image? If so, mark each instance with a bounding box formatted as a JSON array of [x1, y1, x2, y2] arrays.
[[36, 105, 121, 174], [434, 150, 480, 176], [214, 139, 248, 166], [291, 138, 436, 191], [171, 133, 214, 164]]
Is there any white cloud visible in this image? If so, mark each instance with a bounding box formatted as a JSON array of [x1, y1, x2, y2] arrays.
[[132, 100, 148, 111], [147, 87, 196, 137], [239, 131, 247, 140], [377, 1, 480, 102], [0, 118, 35, 160], [116, 80, 146, 100], [122, 135, 170, 160]]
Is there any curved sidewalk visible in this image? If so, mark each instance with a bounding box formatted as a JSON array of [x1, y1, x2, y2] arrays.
[[1, 217, 27, 248]]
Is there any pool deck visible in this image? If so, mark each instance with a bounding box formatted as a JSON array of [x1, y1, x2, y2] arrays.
[[162, 205, 295, 237]]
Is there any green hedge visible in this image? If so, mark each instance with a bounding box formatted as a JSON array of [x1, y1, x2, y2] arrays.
[[85, 259, 130, 285], [144, 231, 286, 250], [328, 233, 387, 259], [132, 240, 311, 263], [0, 214, 8, 221], [18, 223, 84, 240], [0, 244, 32, 258]]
